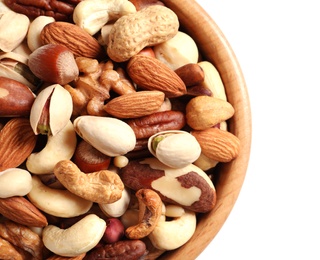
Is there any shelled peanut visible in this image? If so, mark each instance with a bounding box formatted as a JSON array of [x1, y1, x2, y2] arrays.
[[0, 0, 241, 259]]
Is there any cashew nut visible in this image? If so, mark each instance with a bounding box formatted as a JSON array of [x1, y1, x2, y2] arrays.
[[148, 205, 197, 250], [26, 120, 77, 174], [73, 0, 136, 35], [54, 160, 124, 204], [27, 175, 93, 218], [0, 168, 32, 198], [125, 189, 162, 239], [153, 31, 199, 71], [42, 214, 106, 257], [99, 187, 131, 217]]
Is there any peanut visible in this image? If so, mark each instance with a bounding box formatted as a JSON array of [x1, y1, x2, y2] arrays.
[[107, 5, 179, 62]]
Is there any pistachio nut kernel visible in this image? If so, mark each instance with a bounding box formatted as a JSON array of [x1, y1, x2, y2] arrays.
[[148, 130, 201, 168]]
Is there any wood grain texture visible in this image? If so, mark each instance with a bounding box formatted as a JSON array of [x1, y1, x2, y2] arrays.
[[159, 0, 252, 259]]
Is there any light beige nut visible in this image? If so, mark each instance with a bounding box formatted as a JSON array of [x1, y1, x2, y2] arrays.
[[0, 196, 48, 227], [73, 0, 136, 35], [125, 189, 162, 239], [121, 158, 216, 213], [194, 153, 219, 171], [27, 15, 55, 52], [27, 175, 93, 218], [73, 115, 136, 157], [42, 214, 106, 257], [107, 5, 179, 62], [154, 31, 199, 70], [0, 220, 44, 259], [165, 204, 185, 218], [191, 127, 241, 162], [104, 90, 165, 118], [186, 95, 235, 130], [26, 120, 77, 174], [198, 61, 227, 100], [148, 207, 196, 250], [30, 84, 73, 135], [148, 130, 201, 168], [0, 168, 32, 198], [0, 118, 37, 172], [126, 55, 187, 98], [54, 160, 124, 204], [99, 187, 131, 218], [0, 10, 30, 52]]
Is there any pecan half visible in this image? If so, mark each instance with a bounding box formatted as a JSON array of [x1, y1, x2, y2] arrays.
[[85, 239, 146, 260], [4, 0, 82, 21], [126, 110, 186, 139]]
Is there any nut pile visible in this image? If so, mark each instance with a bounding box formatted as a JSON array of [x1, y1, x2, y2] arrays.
[[0, 0, 241, 259]]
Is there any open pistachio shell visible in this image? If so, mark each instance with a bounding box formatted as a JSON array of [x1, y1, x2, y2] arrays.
[[148, 130, 201, 168], [0, 11, 30, 52], [30, 84, 73, 135], [0, 51, 40, 91]]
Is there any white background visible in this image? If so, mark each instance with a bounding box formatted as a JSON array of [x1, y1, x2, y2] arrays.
[[196, 1, 320, 259]]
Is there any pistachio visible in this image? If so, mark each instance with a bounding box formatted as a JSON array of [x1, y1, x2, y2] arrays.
[[0, 10, 30, 52], [0, 52, 41, 91], [30, 84, 73, 135], [73, 116, 136, 157], [148, 130, 201, 168]]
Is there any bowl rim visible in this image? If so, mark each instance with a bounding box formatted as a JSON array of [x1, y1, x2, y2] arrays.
[[159, 0, 252, 259]]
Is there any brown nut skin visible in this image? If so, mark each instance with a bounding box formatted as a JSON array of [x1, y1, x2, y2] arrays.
[[126, 55, 187, 98], [0, 76, 35, 117], [85, 239, 147, 260], [4, 0, 81, 21], [41, 22, 105, 59], [126, 110, 186, 139], [0, 118, 37, 171], [0, 220, 44, 260], [28, 44, 79, 85], [174, 63, 205, 87], [0, 196, 48, 227], [130, 0, 165, 10], [72, 139, 111, 173], [120, 158, 216, 213], [0, 237, 25, 260]]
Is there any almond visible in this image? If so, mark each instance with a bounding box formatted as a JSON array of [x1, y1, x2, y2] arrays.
[[126, 55, 187, 98], [104, 90, 165, 119], [186, 95, 235, 130], [0, 196, 48, 227], [41, 22, 105, 59], [0, 118, 37, 171], [191, 127, 240, 162]]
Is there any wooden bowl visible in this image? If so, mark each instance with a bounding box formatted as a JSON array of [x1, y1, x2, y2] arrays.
[[158, 0, 252, 259]]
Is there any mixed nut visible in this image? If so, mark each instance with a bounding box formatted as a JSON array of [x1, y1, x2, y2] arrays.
[[0, 0, 241, 259]]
